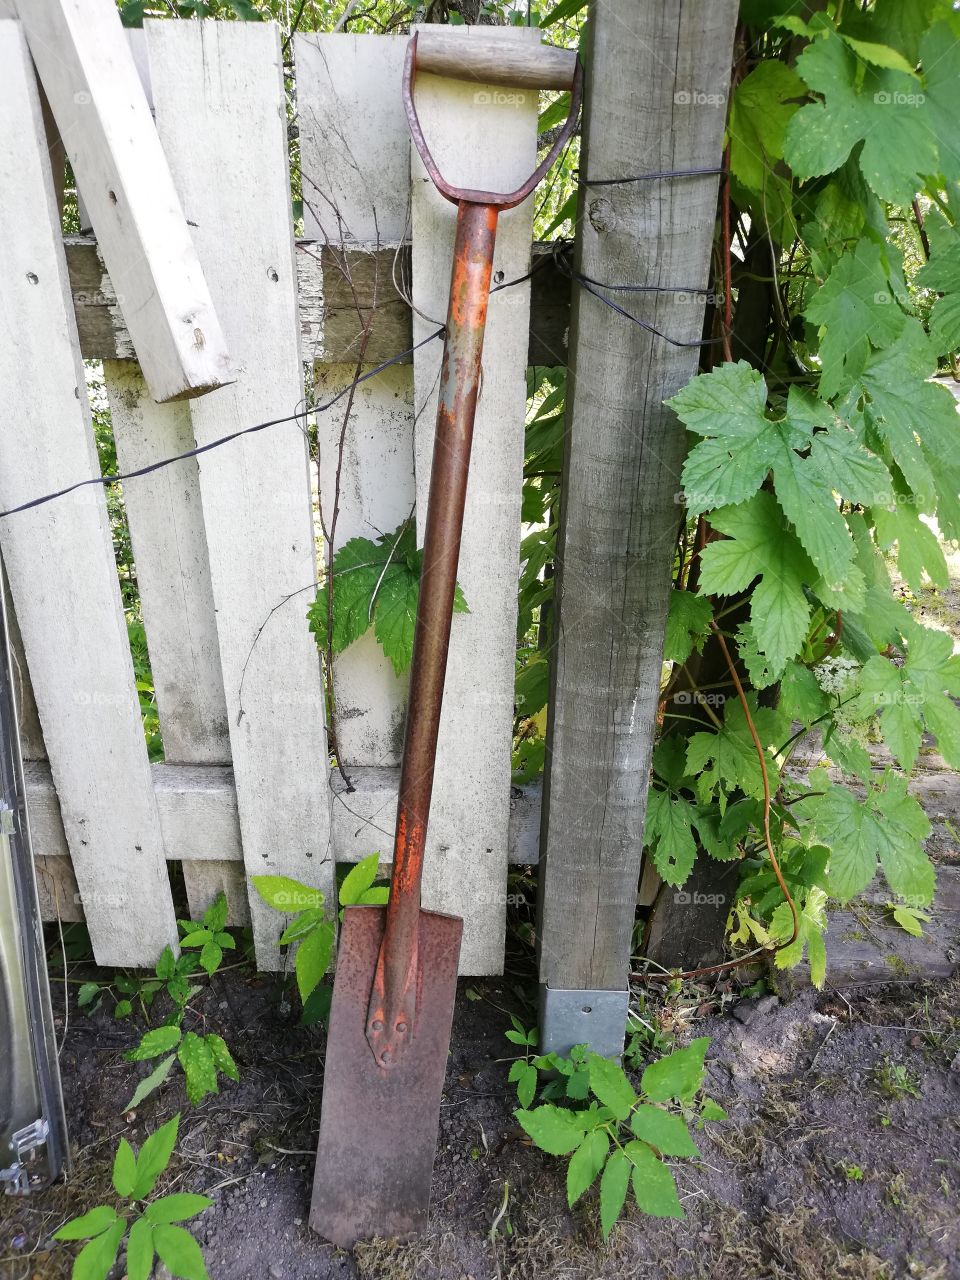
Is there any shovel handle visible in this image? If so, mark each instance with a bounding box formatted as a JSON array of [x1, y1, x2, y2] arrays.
[[403, 33, 583, 210], [413, 28, 578, 91]]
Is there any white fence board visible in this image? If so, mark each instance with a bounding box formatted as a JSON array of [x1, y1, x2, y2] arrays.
[[103, 361, 247, 923], [14, 0, 233, 403], [0, 19, 178, 965], [24, 760, 541, 876], [146, 18, 333, 967], [297, 34, 415, 771], [410, 26, 538, 973]]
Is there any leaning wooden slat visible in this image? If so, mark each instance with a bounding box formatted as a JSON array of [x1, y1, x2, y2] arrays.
[[100, 33, 243, 923], [0, 20, 178, 965], [296, 33, 414, 772], [146, 18, 333, 967], [410, 26, 539, 974], [103, 362, 246, 923], [12, 0, 232, 403]]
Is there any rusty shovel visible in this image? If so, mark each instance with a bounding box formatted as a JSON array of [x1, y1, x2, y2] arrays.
[[310, 32, 582, 1249]]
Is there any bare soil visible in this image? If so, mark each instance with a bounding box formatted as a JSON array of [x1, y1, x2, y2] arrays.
[[2, 951, 959, 1280]]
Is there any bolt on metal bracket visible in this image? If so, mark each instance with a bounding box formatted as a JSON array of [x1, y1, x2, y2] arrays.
[[1, 1119, 50, 1196], [538, 984, 630, 1061]]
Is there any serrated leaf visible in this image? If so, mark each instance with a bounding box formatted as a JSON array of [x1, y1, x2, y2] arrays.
[[202, 892, 229, 935], [127, 1025, 182, 1063], [629, 1105, 700, 1158], [892, 905, 926, 938], [178, 1033, 219, 1107], [873, 504, 949, 597], [516, 1105, 585, 1156], [204, 1033, 239, 1083], [153, 1223, 210, 1280], [198, 941, 222, 975], [626, 1141, 684, 1218], [122, 1053, 177, 1114], [54, 1205, 120, 1241], [840, 35, 918, 75], [372, 563, 420, 677], [641, 1037, 710, 1102], [508, 1059, 538, 1108], [155, 946, 176, 982], [813, 776, 934, 906], [113, 1138, 137, 1197], [180, 930, 213, 949], [295, 922, 334, 1003], [805, 239, 906, 399], [279, 908, 326, 944], [729, 60, 807, 193], [784, 31, 937, 206], [698, 494, 813, 676], [670, 363, 778, 516], [599, 1149, 630, 1240], [664, 590, 713, 664], [339, 853, 381, 907], [587, 1053, 637, 1121], [644, 789, 697, 887], [686, 696, 786, 808], [146, 1194, 213, 1225], [71, 1217, 126, 1280], [77, 981, 100, 1008], [132, 1113, 180, 1199], [567, 1130, 610, 1207], [917, 215, 960, 355], [250, 875, 323, 912], [125, 1217, 154, 1280]]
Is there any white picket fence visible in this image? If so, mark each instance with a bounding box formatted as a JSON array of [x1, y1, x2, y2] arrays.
[[0, 19, 546, 973]]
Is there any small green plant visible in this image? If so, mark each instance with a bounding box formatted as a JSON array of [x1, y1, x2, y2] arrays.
[[308, 520, 468, 677], [252, 853, 389, 1025], [516, 1038, 724, 1238], [505, 1015, 540, 1107], [842, 1163, 865, 1182], [118, 895, 239, 1110], [54, 1114, 211, 1280], [885, 901, 931, 938], [872, 1056, 921, 1100]]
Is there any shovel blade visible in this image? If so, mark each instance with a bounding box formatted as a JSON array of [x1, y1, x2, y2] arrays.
[[310, 904, 462, 1248]]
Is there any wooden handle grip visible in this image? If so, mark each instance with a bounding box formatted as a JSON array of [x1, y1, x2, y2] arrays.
[[414, 30, 577, 91]]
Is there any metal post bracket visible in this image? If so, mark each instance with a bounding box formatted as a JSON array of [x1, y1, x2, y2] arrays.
[[538, 984, 630, 1061]]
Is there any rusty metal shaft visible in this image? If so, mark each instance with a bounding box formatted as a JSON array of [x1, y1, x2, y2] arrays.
[[365, 201, 499, 1069]]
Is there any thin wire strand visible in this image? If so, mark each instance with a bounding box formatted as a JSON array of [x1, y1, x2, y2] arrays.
[[0, 328, 443, 521], [579, 166, 727, 186], [1, 188, 730, 524]]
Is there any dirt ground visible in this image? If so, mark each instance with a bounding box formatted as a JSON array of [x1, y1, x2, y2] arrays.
[[2, 946, 959, 1280]]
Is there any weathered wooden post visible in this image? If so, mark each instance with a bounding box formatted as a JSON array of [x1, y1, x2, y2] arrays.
[[536, 0, 738, 1057]]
